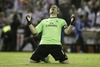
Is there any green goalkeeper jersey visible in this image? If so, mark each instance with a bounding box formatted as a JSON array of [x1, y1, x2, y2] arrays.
[[35, 17, 67, 45]]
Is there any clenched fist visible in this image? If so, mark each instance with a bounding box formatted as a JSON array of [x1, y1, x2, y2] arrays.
[[26, 14, 32, 25], [70, 14, 76, 25]]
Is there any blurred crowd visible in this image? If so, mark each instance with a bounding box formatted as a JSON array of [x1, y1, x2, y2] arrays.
[[0, 0, 100, 52]]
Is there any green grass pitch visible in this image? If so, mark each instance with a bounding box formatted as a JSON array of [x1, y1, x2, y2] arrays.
[[0, 52, 99, 67]]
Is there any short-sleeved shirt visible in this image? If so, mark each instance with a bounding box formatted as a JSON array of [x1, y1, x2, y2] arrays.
[[35, 17, 67, 45]]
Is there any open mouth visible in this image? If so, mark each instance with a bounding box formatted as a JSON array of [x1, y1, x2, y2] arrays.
[[51, 8, 55, 11]]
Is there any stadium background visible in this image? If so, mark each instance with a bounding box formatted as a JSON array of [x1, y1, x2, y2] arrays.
[[0, 0, 100, 52]]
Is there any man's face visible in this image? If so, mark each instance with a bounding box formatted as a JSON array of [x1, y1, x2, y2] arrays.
[[49, 5, 58, 14]]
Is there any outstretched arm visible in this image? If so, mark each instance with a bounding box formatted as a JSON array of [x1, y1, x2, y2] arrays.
[[64, 14, 76, 34], [26, 14, 37, 34]]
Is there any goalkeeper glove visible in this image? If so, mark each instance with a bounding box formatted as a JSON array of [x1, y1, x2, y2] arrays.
[[70, 14, 76, 25], [26, 14, 32, 25]]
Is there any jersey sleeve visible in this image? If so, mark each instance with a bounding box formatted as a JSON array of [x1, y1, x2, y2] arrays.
[[35, 20, 43, 34], [62, 19, 68, 29]]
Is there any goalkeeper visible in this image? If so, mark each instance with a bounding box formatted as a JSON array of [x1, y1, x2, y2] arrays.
[[26, 5, 75, 64]]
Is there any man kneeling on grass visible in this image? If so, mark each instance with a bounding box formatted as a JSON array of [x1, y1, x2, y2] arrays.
[[26, 5, 75, 64]]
